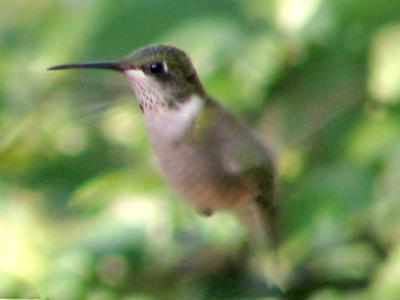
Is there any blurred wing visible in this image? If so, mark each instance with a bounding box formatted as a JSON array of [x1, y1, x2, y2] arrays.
[[191, 98, 279, 245], [210, 100, 279, 246]]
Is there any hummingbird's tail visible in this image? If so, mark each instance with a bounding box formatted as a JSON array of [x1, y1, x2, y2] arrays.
[[231, 181, 283, 288], [241, 163, 280, 248], [231, 163, 283, 284]]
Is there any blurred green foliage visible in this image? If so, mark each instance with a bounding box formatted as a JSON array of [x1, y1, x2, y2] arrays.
[[1, 0, 400, 299]]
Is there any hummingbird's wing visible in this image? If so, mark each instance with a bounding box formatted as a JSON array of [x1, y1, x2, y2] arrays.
[[225, 129, 279, 248], [200, 99, 279, 247]]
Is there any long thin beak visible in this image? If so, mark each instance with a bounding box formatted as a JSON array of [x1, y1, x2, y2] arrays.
[[47, 61, 128, 72]]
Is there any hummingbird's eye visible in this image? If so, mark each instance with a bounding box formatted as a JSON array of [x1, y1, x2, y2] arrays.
[[149, 62, 165, 74]]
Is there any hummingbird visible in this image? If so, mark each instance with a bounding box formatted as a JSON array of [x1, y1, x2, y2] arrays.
[[48, 44, 278, 246]]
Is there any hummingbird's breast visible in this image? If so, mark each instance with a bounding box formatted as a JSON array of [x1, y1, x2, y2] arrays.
[[140, 95, 253, 214]]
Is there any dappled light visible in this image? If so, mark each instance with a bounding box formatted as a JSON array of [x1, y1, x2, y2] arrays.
[[1, 0, 400, 299]]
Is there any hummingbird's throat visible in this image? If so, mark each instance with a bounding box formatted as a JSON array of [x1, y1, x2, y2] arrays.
[[125, 69, 168, 114]]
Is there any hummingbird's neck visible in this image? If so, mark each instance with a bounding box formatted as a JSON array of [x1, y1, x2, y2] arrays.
[[141, 94, 205, 145], [125, 69, 205, 114]]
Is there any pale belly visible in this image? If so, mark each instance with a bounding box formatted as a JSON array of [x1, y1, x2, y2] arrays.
[[152, 141, 252, 215]]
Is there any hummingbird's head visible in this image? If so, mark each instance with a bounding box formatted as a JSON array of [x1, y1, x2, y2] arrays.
[[49, 45, 205, 110], [122, 45, 205, 106]]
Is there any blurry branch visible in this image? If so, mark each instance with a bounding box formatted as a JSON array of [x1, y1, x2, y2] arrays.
[[170, 245, 284, 299], [285, 271, 368, 300], [284, 230, 388, 300]]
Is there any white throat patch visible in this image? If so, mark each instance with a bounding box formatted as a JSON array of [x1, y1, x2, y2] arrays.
[[124, 69, 204, 142], [144, 95, 204, 143]]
